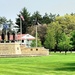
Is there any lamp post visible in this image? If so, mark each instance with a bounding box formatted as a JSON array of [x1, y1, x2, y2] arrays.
[[33, 18, 39, 48], [36, 25, 37, 47], [20, 17, 22, 43]]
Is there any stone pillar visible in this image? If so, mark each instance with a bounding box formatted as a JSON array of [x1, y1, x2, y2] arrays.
[[12, 32, 15, 42], [1, 32, 5, 42], [7, 32, 10, 42]]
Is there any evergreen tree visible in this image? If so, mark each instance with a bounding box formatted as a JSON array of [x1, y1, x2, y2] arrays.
[[16, 7, 30, 34]]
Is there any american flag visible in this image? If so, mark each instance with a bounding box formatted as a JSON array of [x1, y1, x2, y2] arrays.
[[20, 15, 24, 21]]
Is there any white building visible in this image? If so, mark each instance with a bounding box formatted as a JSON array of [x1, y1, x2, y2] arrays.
[[21, 34, 35, 47]]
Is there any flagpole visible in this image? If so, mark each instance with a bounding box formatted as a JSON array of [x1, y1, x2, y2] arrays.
[[20, 16, 22, 43], [36, 25, 37, 47]]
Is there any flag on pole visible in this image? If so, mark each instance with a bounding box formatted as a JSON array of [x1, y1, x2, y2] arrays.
[[20, 15, 24, 21], [3, 24, 9, 29]]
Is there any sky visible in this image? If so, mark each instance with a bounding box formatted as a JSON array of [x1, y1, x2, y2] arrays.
[[0, 0, 75, 23]]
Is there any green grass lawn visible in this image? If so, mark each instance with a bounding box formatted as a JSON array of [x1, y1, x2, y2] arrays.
[[0, 53, 75, 75]]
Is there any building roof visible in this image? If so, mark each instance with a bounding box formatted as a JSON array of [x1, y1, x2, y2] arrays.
[[0, 34, 35, 41], [22, 34, 35, 40]]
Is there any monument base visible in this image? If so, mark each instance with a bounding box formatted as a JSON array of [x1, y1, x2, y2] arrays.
[[0, 43, 49, 57], [0, 43, 21, 55]]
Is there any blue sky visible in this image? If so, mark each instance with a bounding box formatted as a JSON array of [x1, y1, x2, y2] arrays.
[[0, 0, 75, 23]]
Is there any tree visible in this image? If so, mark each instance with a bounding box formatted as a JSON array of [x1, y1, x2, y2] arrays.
[[49, 13, 56, 22], [31, 39, 42, 47], [0, 17, 7, 34], [30, 11, 42, 24], [46, 21, 62, 52], [42, 13, 50, 24], [0, 17, 14, 38], [58, 33, 72, 54], [26, 25, 35, 35], [26, 24, 47, 46], [7, 19, 14, 33], [37, 24, 47, 45], [0, 17, 7, 24], [55, 14, 75, 34], [16, 7, 30, 34], [42, 13, 55, 24], [70, 30, 75, 50], [2, 19, 14, 33], [44, 26, 56, 50]]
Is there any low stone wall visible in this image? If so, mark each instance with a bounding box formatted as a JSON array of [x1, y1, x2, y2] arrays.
[[0, 43, 21, 55], [21, 46, 49, 56], [0, 43, 49, 56]]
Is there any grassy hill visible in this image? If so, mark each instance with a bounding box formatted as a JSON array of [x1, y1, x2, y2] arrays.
[[0, 53, 75, 75]]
